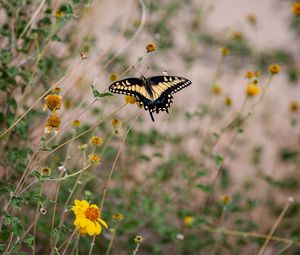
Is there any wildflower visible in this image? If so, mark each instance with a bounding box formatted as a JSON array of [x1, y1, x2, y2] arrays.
[[183, 216, 194, 226], [290, 101, 299, 113], [44, 94, 61, 112], [292, 2, 300, 16], [53, 87, 62, 94], [224, 97, 233, 106], [54, 10, 64, 18], [146, 42, 156, 53], [244, 71, 254, 79], [72, 119, 81, 127], [90, 135, 103, 146], [125, 95, 136, 104], [64, 98, 73, 109], [246, 14, 257, 25], [113, 213, 124, 222], [254, 71, 260, 78], [72, 200, 108, 236], [211, 84, 222, 95], [109, 73, 119, 82], [232, 31, 243, 41], [133, 18, 141, 27], [45, 114, 61, 133], [220, 47, 230, 57], [89, 153, 101, 165], [134, 235, 144, 243], [269, 64, 281, 75], [246, 83, 260, 97], [222, 195, 232, 205], [58, 165, 66, 172], [176, 233, 184, 240], [40, 208, 47, 215], [111, 118, 121, 127], [40, 166, 51, 176]]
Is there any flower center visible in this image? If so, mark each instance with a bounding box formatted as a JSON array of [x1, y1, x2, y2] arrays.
[[85, 207, 99, 221]]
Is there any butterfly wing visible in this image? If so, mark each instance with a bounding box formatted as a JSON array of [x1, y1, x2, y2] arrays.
[[108, 78, 146, 97]]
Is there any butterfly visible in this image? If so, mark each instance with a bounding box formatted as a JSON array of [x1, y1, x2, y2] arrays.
[[109, 75, 192, 121]]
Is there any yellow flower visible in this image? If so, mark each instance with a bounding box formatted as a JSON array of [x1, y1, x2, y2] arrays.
[[89, 153, 101, 165], [45, 114, 61, 133], [254, 71, 260, 78], [221, 195, 232, 205], [232, 31, 243, 41], [211, 84, 222, 95], [40, 166, 51, 176], [246, 14, 257, 25], [220, 47, 230, 57], [244, 71, 254, 79], [72, 119, 81, 127], [113, 213, 124, 222], [64, 98, 73, 109], [44, 94, 61, 112], [134, 235, 144, 243], [290, 101, 299, 113], [90, 135, 103, 146], [246, 83, 260, 97], [54, 10, 64, 18], [79, 144, 88, 151], [125, 95, 136, 104], [146, 42, 156, 53], [269, 64, 281, 75], [183, 216, 194, 226], [224, 96, 233, 106], [72, 200, 108, 236], [53, 87, 62, 94], [109, 73, 119, 82], [111, 118, 121, 127], [292, 2, 300, 16]]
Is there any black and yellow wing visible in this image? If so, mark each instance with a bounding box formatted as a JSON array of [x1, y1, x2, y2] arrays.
[[108, 76, 192, 121]]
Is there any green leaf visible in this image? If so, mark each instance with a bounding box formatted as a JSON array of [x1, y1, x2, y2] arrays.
[[196, 184, 212, 193], [212, 154, 223, 166], [51, 34, 62, 41], [12, 217, 24, 235], [91, 85, 113, 99], [11, 196, 25, 210], [24, 234, 34, 247], [31, 170, 42, 179]]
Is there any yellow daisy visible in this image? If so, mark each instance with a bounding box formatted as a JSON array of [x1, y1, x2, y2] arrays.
[[72, 200, 108, 236]]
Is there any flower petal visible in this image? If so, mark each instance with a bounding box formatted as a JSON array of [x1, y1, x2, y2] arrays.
[[99, 218, 108, 229]]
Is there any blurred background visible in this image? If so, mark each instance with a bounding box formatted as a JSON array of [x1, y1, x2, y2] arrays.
[[1, 0, 300, 254]]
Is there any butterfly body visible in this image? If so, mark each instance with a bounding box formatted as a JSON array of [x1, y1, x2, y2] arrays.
[[109, 75, 192, 121]]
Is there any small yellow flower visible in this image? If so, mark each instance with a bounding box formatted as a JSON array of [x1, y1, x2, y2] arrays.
[[290, 101, 299, 113], [90, 135, 103, 146], [246, 83, 260, 97], [244, 71, 254, 79], [269, 64, 281, 75], [246, 14, 257, 25], [221, 195, 232, 205], [45, 114, 61, 133], [53, 87, 62, 94], [125, 95, 136, 104], [109, 73, 119, 82], [133, 18, 141, 27], [134, 235, 144, 243], [40, 166, 51, 176], [72, 119, 81, 127], [72, 200, 108, 236], [89, 153, 101, 165], [113, 213, 124, 222], [224, 96, 233, 106], [111, 118, 121, 127], [146, 42, 156, 53], [54, 10, 64, 18], [183, 216, 194, 226], [254, 71, 260, 78], [292, 2, 300, 16], [64, 98, 73, 109], [220, 47, 230, 57], [211, 84, 222, 95], [44, 94, 61, 112], [232, 31, 243, 41]]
